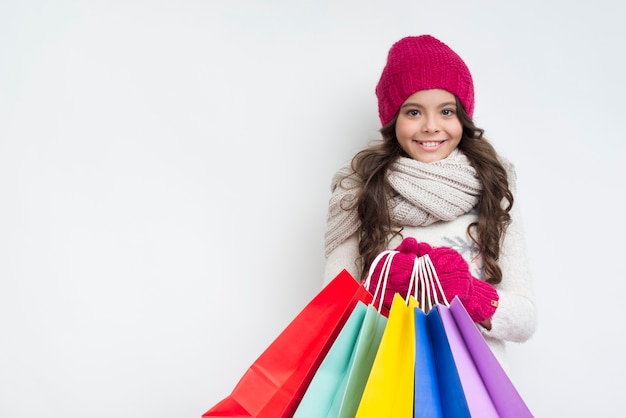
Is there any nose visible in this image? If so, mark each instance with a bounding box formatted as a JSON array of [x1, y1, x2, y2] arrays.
[[422, 114, 440, 133]]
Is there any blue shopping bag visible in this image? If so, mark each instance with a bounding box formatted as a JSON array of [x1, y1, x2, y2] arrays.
[[413, 306, 471, 418]]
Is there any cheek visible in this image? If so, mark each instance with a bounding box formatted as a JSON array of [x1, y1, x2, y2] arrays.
[[395, 120, 413, 140], [449, 121, 463, 140], [454, 127, 463, 140]]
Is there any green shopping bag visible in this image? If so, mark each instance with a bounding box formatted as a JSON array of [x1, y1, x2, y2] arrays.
[[292, 301, 369, 417], [292, 249, 397, 418], [292, 301, 388, 418], [331, 303, 387, 418]]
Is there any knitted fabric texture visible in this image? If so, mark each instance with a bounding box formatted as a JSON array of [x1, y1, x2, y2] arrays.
[[365, 237, 499, 323], [375, 34, 474, 126], [324, 149, 481, 256], [419, 241, 499, 323]]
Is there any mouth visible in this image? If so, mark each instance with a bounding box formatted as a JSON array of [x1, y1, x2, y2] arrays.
[[415, 140, 445, 149]]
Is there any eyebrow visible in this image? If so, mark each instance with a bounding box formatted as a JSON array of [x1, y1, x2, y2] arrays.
[[401, 101, 457, 109]]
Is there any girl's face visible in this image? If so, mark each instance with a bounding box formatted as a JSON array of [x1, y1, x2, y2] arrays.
[[395, 89, 463, 163]]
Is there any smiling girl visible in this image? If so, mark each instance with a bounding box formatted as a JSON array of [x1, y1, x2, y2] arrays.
[[323, 35, 537, 368]]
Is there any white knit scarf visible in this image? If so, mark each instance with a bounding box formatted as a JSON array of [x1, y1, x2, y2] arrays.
[[324, 149, 482, 256]]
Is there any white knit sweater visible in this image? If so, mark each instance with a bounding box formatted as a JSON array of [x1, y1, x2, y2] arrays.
[[323, 173, 538, 370]]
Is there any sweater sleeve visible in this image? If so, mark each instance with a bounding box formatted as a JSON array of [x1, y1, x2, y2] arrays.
[[479, 173, 538, 343], [323, 233, 361, 285]]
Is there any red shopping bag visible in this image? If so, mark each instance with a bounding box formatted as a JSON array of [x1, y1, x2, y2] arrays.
[[202, 269, 373, 418]]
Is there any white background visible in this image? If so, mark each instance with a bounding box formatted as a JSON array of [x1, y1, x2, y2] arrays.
[[1, 1, 625, 417]]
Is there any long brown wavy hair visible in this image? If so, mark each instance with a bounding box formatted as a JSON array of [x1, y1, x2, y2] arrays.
[[341, 97, 513, 284]]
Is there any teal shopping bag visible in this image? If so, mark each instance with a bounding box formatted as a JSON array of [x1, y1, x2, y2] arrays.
[[292, 301, 388, 418], [332, 304, 388, 418], [293, 250, 397, 418], [292, 301, 368, 417]]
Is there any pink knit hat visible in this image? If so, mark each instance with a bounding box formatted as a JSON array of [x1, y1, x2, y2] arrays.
[[375, 35, 475, 126]]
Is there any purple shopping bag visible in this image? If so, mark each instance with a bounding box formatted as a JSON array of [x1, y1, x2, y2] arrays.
[[448, 297, 534, 418], [437, 305, 499, 417]]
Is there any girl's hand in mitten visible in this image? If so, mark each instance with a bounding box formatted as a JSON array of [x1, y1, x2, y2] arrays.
[[366, 238, 499, 324], [426, 245, 499, 324], [468, 278, 499, 325], [419, 244, 473, 305]]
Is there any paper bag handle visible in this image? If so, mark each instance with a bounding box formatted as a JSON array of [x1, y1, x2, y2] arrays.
[[363, 249, 398, 312], [410, 253, 450, 312]]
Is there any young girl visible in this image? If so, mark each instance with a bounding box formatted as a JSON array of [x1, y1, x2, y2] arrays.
[[323, 35, 537, 367]]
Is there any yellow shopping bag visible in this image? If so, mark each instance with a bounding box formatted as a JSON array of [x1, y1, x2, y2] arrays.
[[355, 292, 417, 417]]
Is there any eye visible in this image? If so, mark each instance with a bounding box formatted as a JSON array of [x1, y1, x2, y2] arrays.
[[441, 108, 455, 116], [406, 109, 420, 116]]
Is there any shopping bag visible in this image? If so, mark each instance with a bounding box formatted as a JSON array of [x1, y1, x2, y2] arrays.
[[410, 244, 533, 418], [292, 303, 390, 418], [413, 305, 444, 417], [413, 306, 471, 418], [332, 304, 388, 418], [412, 253, 471, 418], [202, 269, 373, 418], [293, 246, 398, 417], [449, 297, 534, 417], [291, 301, 368, 417], [355, 293, 417, 418], [437, 305, 499, 417], [292, 302, 388, 418], [329, 250, 399, 417]]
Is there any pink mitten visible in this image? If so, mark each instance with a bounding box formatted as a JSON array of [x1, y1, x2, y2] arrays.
[[418, 243, 473, 306], [365, 237, 419, 310], [468, 278, 500, 324], [426, 245, 499, 323], [365, 238, 499, 323]]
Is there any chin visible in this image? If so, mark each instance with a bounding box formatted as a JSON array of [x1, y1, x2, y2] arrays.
[[414, 154, 445, 163]]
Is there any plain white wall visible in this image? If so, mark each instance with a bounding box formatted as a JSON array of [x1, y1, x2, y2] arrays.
[[1, 1, 625, 417]]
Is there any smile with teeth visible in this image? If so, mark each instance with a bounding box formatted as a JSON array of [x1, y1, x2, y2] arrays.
[[416, 140, 444, 148]]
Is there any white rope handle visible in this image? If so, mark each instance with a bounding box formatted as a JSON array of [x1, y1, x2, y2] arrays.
[[405, 254, 419, 303], [363, 250, 398, 312], [365, 244, 451, 313], [424, 253, 450, 306], [418, 257, 427, 309], [419, 255, 434, 312], [414, 253, 450, 313]]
